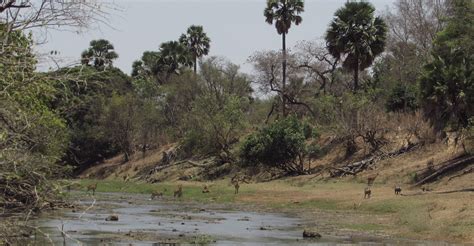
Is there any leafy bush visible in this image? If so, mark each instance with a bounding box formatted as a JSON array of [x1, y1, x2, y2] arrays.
[[182, 95, 246, 156], [240, 117, 310, 174], [1, 25, 69, 213], [386, 84, 418, 112]]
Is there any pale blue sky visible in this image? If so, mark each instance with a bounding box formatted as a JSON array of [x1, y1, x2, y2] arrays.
[[38, 0, 395, 74]]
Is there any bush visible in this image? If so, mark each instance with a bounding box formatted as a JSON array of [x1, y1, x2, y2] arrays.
[[386, 84, 418, 112], [240, 117, 310, 174]]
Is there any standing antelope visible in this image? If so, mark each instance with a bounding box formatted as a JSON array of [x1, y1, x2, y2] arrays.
[[367, 172, 379, 186], [364, 187, 371, 199], [202, 185, 210, 193], [86, 183, 97, 196], [173, 185, 183, 198], [231, 175, 249, 194], [394, 185, 402, 195]]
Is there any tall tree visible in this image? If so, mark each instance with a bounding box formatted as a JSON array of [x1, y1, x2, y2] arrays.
[[264, 0, 304, 117], [179, 25, 211, 74], [325, 1, 387, 91], [419, 0, 474, 131], [81, 39, 119, 70], [159, 41, 193, 77]]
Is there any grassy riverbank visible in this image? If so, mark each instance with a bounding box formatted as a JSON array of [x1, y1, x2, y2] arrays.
[[71, 178, 473, 243]]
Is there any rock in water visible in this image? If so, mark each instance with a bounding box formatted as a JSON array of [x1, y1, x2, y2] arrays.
[[105, 214, 119, 221], [303, 230, 321, 238]]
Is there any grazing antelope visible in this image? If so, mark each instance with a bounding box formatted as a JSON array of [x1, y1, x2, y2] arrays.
[[394, 185, 402, 195], [202, 185, 210, 194], [367, 172, 379, 186], [364, 187, 371, 199], [151, 190, 164, 200], [173, 185, 183, 198], [86, 183, 97, 196]]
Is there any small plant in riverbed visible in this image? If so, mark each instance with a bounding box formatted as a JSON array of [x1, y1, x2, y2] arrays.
[[192, 234, 215, 245]]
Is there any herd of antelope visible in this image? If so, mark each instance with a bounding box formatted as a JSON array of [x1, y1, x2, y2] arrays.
[[363, 172, 403, 199], [84, 173, 405, 200]]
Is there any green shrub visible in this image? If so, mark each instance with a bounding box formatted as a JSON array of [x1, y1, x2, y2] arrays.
[[240, 117, 309, 174], [386, 84, 418, 112]]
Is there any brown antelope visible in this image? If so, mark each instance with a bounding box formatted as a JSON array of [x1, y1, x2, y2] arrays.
[[86, 183, 97, 196], [231, 175, 249, 194], [202, 185, 210, 194], [364, 187, 371, 199], [173, 185, 183, 198], [151, 190, 164, 200], [234, 181, 240, 194], [367, 172, 379, 186], [394, 185, 402, 195]]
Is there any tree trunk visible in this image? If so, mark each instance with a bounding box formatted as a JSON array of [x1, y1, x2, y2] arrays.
[[193, 54, 197, 74], [354, 52, 359, 91], [282, 32, 287, 117]]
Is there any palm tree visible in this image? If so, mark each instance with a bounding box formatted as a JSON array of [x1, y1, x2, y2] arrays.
[[131, 51, 161, 78], [179, 25, 211, 74], [325, 1, 387, 91], [81, 39, 118, 69], [264, 0, 304, 117], [158, 41, 193, 78]]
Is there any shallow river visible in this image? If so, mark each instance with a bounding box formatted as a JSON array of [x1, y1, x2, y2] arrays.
[[32, 192, 449, 245]]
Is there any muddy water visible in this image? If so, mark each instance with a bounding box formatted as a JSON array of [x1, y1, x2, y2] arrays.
[[33, 192, 440, 245]]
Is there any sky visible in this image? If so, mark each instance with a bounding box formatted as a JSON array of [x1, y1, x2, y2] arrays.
[[38, 0, 396, 74]]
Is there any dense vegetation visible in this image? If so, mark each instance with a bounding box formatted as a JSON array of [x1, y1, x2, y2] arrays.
[[1, 0, 473, 222]]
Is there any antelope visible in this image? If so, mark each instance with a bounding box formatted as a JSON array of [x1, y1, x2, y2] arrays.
[[364, 187, 371, 199], [394, 185, 402, 195], [231, 175, 249, 194], [173, 185, 183, 198], [86, 183, 97, 196], [367, 172, 379, 186], [151, 190, 164, 200], [234, 182, 240, 194], [202, 185, 210, 194]]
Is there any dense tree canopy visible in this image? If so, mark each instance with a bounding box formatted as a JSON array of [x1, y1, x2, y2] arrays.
[[420, 0, 474, 131]]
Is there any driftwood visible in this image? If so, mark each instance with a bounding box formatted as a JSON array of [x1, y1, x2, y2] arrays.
[[414, 155, 474, 187]]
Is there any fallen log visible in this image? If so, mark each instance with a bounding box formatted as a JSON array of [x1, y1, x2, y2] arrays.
[[401, 188, 474, 196], [413, 155, 474, 187], [435, 188, 474, 194], [329, 144, 419, 177], [448, 167, 473, 181]]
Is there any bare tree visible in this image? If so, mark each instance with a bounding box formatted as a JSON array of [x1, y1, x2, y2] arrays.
[[0, 0, 112, 31], [248, 50, 314, 120], [385, 0, 448, 56], [294, 40, 340, 94]]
